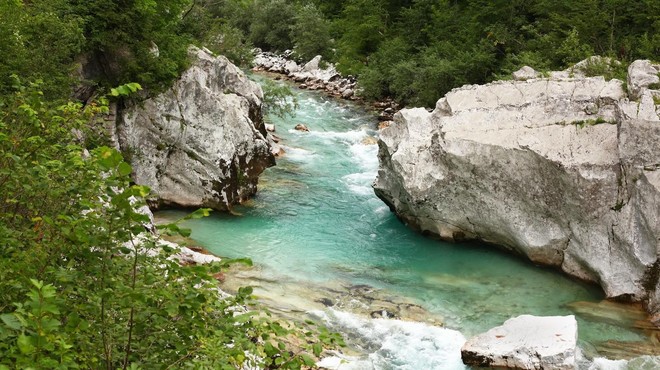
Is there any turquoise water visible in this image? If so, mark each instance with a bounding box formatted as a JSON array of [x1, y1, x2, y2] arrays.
[[158, 78, 652, 367]]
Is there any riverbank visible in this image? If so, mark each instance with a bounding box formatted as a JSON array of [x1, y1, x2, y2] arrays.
[[252, 51, 400, 126]]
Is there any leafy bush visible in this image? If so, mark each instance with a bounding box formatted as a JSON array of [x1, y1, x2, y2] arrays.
[[0, 1, 84, 99], [261, 80, 299, 119], [0, 81, 331, 368]]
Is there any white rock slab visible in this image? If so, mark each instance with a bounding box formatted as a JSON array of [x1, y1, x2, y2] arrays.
[[461, 315, 578, 370]]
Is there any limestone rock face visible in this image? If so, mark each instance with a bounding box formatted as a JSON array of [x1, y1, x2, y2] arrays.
[[118, 46, 275, 210], [374, 64, 660, 312], [461, 315, 578, 369], [627, 60, 660, 100]]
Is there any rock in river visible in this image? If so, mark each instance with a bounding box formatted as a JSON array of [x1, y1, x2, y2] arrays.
[[117, 46, 275, 210], [374, 58, 660, 315], [461, 315, 578, 369], [294, 123, 310, 132]]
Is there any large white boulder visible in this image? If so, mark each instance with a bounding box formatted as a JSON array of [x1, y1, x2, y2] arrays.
[[118, 46, 274, 210], [374, 63, 660, 313], [461, 315, 578, 369]]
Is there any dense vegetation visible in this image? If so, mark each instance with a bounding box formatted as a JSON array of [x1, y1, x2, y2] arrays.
[[0, 1, 334, 368], [0, 79, 345, 369], [4, 0, 656, 107], [202, 0, 660, 106]]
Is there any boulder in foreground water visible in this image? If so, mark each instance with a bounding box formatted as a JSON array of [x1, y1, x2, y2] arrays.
[[461, 315, 578, 369]]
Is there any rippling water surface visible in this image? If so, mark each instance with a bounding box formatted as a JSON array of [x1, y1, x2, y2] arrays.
[[158, 77, 657, 369]]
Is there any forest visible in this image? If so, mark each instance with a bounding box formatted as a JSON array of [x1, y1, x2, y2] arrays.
[[2, 0, 658, 105], [0, 0, 658, 368]]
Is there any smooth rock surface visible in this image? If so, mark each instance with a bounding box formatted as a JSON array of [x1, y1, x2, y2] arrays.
[[374, 61, 660, 313], [461, 315, 578, 369], [118, 46, 274, 210], [512, 66, 539, 81]]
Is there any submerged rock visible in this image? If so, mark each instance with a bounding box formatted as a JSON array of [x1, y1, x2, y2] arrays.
[[294, 123, 310, 132], [461, 315, 578, 369], [361, 136, 378, 145], [118, 46, 274, 210], [374, 59, 660, 314]]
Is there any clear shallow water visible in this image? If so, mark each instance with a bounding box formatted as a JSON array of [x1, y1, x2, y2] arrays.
[[158, 78, 655, 368]]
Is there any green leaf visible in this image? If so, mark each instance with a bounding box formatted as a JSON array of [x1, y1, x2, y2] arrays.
[[312, 343, 322, 357], [17, 334, 35, 354], [132, 185, 151, 197], [186, 208, 213, 219], [41, 284, 57, 299], [29, 279, 43, 290], [264, 342, 278, 357], [41, 318, 61, 331], [95, 146, 124, 169], [233, 312, 254, 323], [0, 314, 22, 330], [117, 162, 132, 176], [237, 286, 253, 297], [300, 354, 316, 367]]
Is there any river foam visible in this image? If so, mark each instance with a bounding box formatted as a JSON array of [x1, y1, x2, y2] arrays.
[[586, 356, 660, 370], [312, 309, 468, 370]]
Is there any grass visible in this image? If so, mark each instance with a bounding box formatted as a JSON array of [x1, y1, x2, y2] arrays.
[[569, 117, 612, 128]]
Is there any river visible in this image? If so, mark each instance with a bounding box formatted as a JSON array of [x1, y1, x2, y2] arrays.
[[157, 77, 658, 369]]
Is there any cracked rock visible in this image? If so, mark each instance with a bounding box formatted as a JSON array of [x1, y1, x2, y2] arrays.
[[374, 59, 660, 315], [117, 46, 275, 210]]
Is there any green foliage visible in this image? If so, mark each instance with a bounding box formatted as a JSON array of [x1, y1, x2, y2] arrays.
[[290, 3, 333, 62], [569, 117, 611, 129], [69, 0, 195, 90], [335, 0, 389, 75], [0, 82, 335, 368], [556, 28, 594, 66], [0, 0, 84, 99], [0, 0, 205, 101], [284, 0, 659, 106], [576, 58, 628, 81], [248, 0, 296, 52], [205, 24, 255, 67], [109, 83, 143, 98], [261, 80, 299, 119]]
